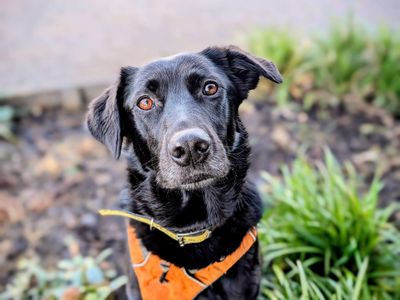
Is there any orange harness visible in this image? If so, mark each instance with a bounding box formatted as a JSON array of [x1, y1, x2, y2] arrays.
[[127, 225, 257, 300]]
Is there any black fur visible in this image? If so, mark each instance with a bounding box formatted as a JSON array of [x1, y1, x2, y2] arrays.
[[86, 46, 282, 299]]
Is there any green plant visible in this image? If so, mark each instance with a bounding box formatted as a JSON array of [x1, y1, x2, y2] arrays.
[[0, 246, 127, 300], [258, 150, 400, 299], [248, 18, 400, 116], [308, 17, 371, 98], [369, 26, 400, 116], [248, 28, 306, 105], [249, 28, 303, 78]]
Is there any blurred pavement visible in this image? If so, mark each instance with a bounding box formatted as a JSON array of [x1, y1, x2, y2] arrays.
[[1, 0, 399, 97]]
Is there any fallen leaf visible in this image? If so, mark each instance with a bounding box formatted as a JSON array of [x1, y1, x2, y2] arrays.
[[271, 126, 291, 150], [352, 148, 380, 165], [36, 154, 62, 177], [62, 287, 81, 300]]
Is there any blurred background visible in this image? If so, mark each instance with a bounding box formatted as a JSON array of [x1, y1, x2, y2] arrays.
[[1, 1, 399, 299]]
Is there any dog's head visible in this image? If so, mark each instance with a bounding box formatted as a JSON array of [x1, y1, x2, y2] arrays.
[[86, 46, 282, 190]]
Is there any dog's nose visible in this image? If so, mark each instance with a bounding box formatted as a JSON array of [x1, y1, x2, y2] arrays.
[[168, 128, 211, 167]]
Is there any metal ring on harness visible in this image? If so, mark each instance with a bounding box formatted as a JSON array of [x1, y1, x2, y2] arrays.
[[150, 218, 154, 230]]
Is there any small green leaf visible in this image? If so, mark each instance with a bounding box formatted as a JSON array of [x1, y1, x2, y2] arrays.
[[86, 266, 104, 284]]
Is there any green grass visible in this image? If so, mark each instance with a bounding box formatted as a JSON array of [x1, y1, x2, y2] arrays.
[[308, 18, 370, 98], [248, 28, 306, 105], [370, 26, 400, 115], [258, 150, 400, 299], [248, 18, 400, 116]]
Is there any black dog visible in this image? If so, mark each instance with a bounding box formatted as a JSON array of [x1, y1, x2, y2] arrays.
[[86, 46, 282, 299]]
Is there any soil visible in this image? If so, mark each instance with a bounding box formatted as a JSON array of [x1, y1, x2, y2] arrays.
[[1, 94, 399, 289]]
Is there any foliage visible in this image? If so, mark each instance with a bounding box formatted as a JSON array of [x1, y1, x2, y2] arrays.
[[248, 18, 400, 116], [370, 26, 400, 115], [0, 245, 127, 300], [307, 17, 370, 98], [258, 150, 400, 299], [249, 28, 306, 105]]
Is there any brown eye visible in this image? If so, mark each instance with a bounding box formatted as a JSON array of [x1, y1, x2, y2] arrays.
[[203, 82, 218, 96], [137, 97, 154, 110]]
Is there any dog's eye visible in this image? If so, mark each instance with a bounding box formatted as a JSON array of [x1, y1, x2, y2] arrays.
[[137, 97, 154, 110], [203, 82, 218, 96]]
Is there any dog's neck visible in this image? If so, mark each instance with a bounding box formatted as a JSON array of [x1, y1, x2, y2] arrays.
[[120, 172, 261, 269], [120, 163, 247, 233]]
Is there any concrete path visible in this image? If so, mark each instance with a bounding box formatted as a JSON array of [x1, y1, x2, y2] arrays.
[[1, 0, 399, 97]]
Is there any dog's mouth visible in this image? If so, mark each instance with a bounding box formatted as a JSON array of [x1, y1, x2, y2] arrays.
[[157, 168, 227, 190], [182, 173, 213, 184], [180, 176, 216, 190]]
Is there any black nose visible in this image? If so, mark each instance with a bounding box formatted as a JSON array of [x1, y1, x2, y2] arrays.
[[168, 128, 211, 167]]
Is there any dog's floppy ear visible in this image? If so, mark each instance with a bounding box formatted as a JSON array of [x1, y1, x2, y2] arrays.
[[86, 67, 136, 159], [201, 45, 282, 99]]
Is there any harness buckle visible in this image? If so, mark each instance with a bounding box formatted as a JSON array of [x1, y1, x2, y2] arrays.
[[177, 236, 185, 247], [159, 261, 171, 283]]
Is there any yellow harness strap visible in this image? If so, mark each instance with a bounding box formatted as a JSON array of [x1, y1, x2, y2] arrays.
[[98, 209, 212, 246]]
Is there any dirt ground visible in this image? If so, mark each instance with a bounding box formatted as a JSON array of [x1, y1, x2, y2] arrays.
[[1, 92, 400, 288]]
